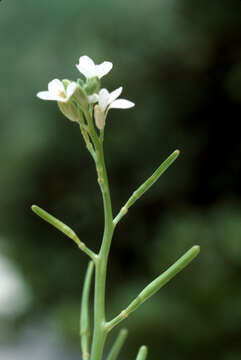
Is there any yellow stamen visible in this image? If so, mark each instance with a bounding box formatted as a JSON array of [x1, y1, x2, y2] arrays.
[[58, 90, 66, 99]]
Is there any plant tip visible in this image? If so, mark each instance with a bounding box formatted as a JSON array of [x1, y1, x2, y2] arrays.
[[193, 245, 200, 253], [121, 328, 128, 335]]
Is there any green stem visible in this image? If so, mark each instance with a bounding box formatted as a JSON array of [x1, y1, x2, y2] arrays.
[[80, 111, 199, 359], [84, 110, 115, 360], [78, 110, 96, 160], [106, 246, 200, 332], [79, 123, 96, 160]]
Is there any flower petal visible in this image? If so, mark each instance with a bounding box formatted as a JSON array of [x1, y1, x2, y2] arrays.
[[95, 61, 113, 79], [88, 93, 99, 104], [76, 55, 96, 78], [66, 82, 77, 99], [48, 79, 65, 94], [108, 87, 123, 105], [36, 91, 65, 101], [109, 99, 135, 109], [98, 88, 110, 112]]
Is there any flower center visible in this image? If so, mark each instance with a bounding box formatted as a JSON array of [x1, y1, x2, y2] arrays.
[[58, 90, 66, 99]]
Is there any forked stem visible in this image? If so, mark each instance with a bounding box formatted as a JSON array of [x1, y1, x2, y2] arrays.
[[35, 60, 200, 360]]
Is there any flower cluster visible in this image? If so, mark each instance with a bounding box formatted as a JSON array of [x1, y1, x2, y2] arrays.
[[37, 56, 134, 130]]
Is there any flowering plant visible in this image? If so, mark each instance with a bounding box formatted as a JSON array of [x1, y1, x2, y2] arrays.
[[33, 55, 200, 360]]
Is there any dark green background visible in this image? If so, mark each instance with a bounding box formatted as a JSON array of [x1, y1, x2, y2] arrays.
[[0, 1, 241, 359]]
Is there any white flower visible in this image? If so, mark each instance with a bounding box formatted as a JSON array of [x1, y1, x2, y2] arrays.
[[93, 87, 135, 129], [95, 87, 135, 111], [37, 79, 77, 102], [76, 55, 113, 79]]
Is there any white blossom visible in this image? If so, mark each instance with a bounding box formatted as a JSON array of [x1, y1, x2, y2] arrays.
[[93, 87, 135, 129], [96, 87, 134, 111], [76, 55, 113, 79], [37, 79, 77, 102]]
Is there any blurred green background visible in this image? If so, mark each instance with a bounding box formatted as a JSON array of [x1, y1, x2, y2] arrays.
[[0, 0, 241, 359]]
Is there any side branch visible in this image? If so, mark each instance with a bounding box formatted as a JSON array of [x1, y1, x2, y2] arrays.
[[113, 150, 180, 225], [106, 245, 200, 332], [31, 205, 97, 261]]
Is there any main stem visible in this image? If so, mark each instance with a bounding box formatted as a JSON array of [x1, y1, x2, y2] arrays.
[[89, 127, 114, 360]]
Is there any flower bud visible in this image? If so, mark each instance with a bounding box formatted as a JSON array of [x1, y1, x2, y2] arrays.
[[73, 85, 88, 110], [58, 101, 80, 122], [94, 105, 106, 130], [62, 79, 88, 111], [62, 79, 71, 88], [84, 76, 101, 95], [77, 78, 85, 87]]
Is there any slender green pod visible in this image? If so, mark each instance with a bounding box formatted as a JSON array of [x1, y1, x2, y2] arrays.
[[106, 246, 200, 331], [80, 261, 95, 360], [113, 150, 180, 225], [136, 345, 148, 360], [31, 205, 96, 260], [106, 328, 128, 360]]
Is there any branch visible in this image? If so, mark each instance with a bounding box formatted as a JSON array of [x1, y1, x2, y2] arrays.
[[113, 150, 180, 226], [106, 245, 200, 331], [31, 205, 97, 261]]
